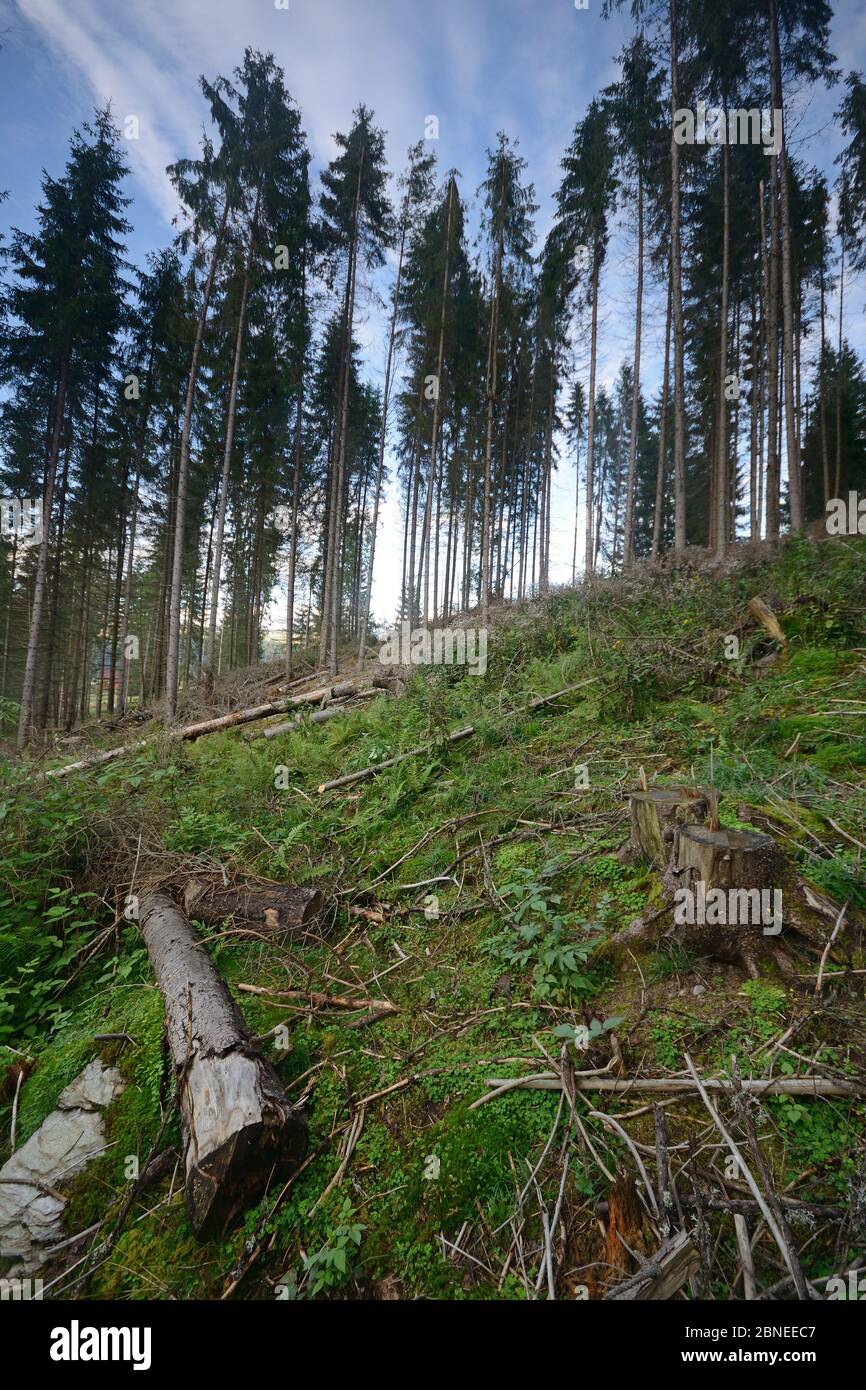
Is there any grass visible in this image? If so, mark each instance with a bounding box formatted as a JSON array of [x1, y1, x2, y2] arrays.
[[1, 533, 866, 1299]]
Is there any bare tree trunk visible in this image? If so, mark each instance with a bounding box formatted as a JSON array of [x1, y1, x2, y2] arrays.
[[623, 163, 644, 567], [768, 0, 802, 530], [715, 135, 731, 559], [420, 178, 457, 623], [819, 267, 830, 506], [138, 893, 307, 1238], [763, 171, 781, 538], [539, 369, 554, 594], [834, 237, 845, 497], [18, 356, 69, 749], [481, 234, 503, 624], [652, 261, 673, 560], [358, 204, 408, 663], [204, 189, 260, 677], [286, 241, 308, 678], [670, 0, 687, 554], [327, 146, 366, 676], [1, 535, 17, 699], [584, 244, 601, 575], [165, 197, 230, 720], [749, 287, 760, 538]]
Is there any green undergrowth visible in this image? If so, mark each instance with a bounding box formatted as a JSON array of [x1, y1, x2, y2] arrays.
[[2, 535, 866, 1299]]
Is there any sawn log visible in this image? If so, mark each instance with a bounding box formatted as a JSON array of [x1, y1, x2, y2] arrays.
[[182, 875, 322, 934], [138, 893, 307, 1239]]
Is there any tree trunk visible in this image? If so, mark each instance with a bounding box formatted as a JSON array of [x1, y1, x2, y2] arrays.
[[652, 261, 673, 560], [182, 875, 322, 934], [165, 196, 230, 721], [17, 355, 69, 748], [768, 0, 802, 530], [358, 211, 406, 663], [138, 893, 307, 1239], [763, 169, 781, 538], [670, 0, 687, 554], [625, 787, 709, 867], [623, 163, 644, 567], [834, 238, 845, 497], [204, 189, 261, 677], [326, 146, 366, 675], [715, 135, 731, 558], [584, 243, 601, 575], [819, 267, 830, 505], [420, 178, 457, 623], [481, 233, 503, 623]]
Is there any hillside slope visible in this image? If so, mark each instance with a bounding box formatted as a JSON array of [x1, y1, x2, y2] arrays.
[[2, 535, 865, 1301]]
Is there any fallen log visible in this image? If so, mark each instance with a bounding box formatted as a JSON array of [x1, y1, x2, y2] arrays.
[[327, 680, 357, 701], [259, 704, 349, 741], [45, 684, 344, 779], [317, 679, 598, 794], [182, 876, 323, 934], [747, 595, 787, 645], [138, 893, 307, 1239], [471, 1073, 862, 1109]]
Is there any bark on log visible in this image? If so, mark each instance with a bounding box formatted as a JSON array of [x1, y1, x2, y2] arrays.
[[182, 876, 323, 934], [327, 681, 357, 701], [259, 704, 351, 740], [45, 685, 345, 779], [625, 787, 709, 866], [138, 893, 307, 1239]]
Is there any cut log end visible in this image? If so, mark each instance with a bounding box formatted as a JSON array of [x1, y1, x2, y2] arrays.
[[184, 1055, 307, 1239]]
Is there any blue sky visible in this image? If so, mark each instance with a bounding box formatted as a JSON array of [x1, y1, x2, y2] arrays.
[[1, 0, 865, 620]]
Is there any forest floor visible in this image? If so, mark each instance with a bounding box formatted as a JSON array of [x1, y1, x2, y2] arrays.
[[2, 533, 866, 1300]]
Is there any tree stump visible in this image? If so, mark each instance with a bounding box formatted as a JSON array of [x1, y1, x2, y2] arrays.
[[674, 823, 785, 893], [668, 824, 789, 975], [139, 893, 307, 1238], [624, 788, 710, 867]]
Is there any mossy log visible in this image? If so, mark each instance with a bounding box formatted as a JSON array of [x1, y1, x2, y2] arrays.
[[182, 875, 322, 935], [624, 788, 710, 867], [139, 893, 307, 1238]]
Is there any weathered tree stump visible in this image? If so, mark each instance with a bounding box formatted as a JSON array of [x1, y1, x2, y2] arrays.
[[674, 823, 785, 893], [623, 788, 709, 867], [139, 893, 307, 1238], [666, 824, 790, 975], [182, 875, 322, 935]]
